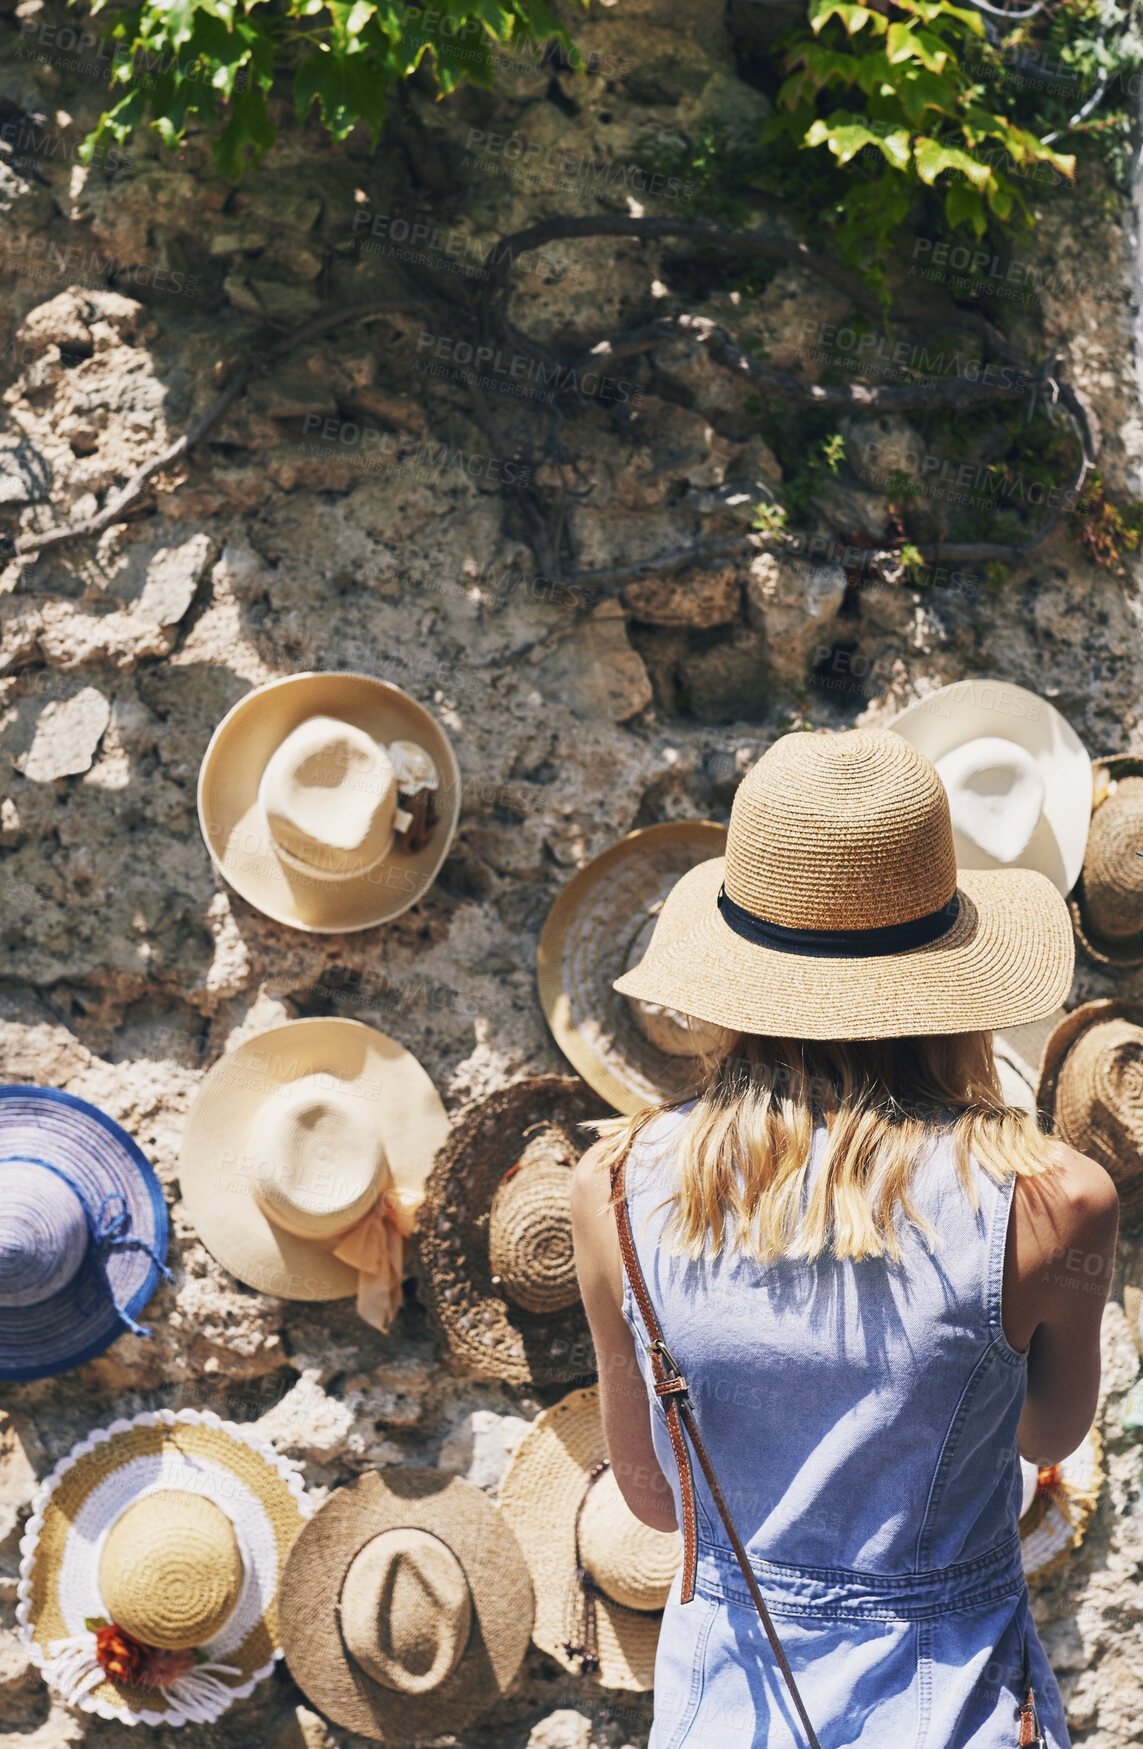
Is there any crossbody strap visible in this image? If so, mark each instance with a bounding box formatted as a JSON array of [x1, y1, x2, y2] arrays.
[[611, 1154, 823, 1749]]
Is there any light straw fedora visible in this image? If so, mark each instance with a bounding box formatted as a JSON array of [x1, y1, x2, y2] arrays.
[[887, 678, 1092, 896], [615, 730, 1074, 1042], [499, 1386, 681, 1691], [178, 1019, 448, 1325], [198, 672, 460, 932], [538, 821, 730, 1114], [0, 1086, 169, 1382], [16, 1407, 311, 1727], [1037, 999, 1143, 1225], [418, 1076, 609, 1386], [1018, 1429, 1103, 1581], [278, 1467, 533, 1741], [1069, 756, 1143, 965]]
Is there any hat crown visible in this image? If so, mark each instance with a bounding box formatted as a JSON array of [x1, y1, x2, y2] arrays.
[[340, 1527, 472, 1695], [488, 1129, 580, 1316], [725, 730, 957, 931], [99, 1490, 243, 1650], [1083, 778, 1143, 940], [579, 1468, 680, 1611], [1056, 1020, 1143, 1213], [935, 736, 1045, 865], [259, 714, 398, 880], [0, 1161, 89, 1307], [251, 1077, 388, 1240]]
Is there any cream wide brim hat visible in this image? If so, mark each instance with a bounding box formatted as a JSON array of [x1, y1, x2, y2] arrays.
[[178, 1018, 448, 1301], [198, 672, 460, 932], [1018, 1428, 1103, 1581], [538, 822, 728, 1114], [992, 1009, 1067, 1116], [887, 679, 1092, 897]]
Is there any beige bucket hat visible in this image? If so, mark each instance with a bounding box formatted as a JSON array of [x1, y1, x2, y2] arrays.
[[278, 1467, 533, 1741], [418, 1076, 609, 1386], [499, 1386, 681, 1691], [1018, 1429, 1103, 1580], [1037, 999, 1143, 1225], [538, 821, 731, 1113], [1069, 756, 1143, 965], [198, 672, 460, 932], [615, 729, 1074, 1042], [887, 679, 1092, 896], [178, 1018, 449, 1324]]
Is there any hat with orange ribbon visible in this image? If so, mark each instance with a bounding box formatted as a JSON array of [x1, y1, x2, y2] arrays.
[[1018, 1429, 1103, 1580], [177, 1019, 448, 1328]]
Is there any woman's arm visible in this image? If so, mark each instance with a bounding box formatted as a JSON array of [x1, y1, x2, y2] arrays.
[[570, 1140, 677, 1532]]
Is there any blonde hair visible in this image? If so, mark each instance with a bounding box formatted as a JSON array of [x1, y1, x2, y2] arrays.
[[592, 1031, 1054, 1263]]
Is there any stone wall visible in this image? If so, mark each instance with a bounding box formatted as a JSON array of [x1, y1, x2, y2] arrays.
[[1, 1, 1142, 1744]]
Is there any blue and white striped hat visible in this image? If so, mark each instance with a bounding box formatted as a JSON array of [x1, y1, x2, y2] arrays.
[[0, 1086, 170, 1381]]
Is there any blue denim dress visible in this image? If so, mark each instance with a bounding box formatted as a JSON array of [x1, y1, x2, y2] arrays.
[[621, 1109, 1070, 1749]]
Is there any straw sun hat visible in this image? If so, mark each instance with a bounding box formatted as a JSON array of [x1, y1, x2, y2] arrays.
[[1069, 756, 1143, 965], [1018, 1429, 1103, 1581], [278, 1467, 533, 1740], [198, 672, 460, 932], [615, 729, 1074, 1042], [0, 1086, 169, 1382], [178, 1018, 448, 1327], [1037, 999, 1143, 1225], [16, 1408, 311, 1727], [418, 1076, 609, 1386], [538, 821, 731, 1114]]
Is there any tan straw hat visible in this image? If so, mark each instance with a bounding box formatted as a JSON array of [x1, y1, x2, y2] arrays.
[[1037, 999, 1143, 1224], [418, 1077, 609, 1386], [178, 1018, 448, 1325], [1069, 756, 1143, 965], [888, 679, 1092, 896], [499, 1386, 681, 1691], [16, 1408, 311, 1727], [1018, 1429, 1103, 1581], [615, 729, 1074, 1041], [278, 1467, 533, 1740], [538, 821, 731, 1114], [198, 672, 460, 931]]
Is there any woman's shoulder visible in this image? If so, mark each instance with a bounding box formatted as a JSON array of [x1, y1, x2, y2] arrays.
[[1013, 1141, 1119, 1237]]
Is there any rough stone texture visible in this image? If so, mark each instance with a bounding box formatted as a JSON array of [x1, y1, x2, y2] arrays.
[[0, 1, 1141, 1745]]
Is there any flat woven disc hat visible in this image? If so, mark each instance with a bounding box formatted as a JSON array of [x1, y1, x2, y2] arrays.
[[198, 672, 460, 932], [16, 1407, 311, 1727], [178, 1019, 448, 1323], [499, 1386, 680, 1691], [418, 1077, 610, 1386], [1018, 1429, 1103, 1581], [0, 1086, 169, 1381], [1069, 756, 1143, 965], [1037, 999, 1143, 1226], [887, 678, 1092, 896], [278, 1467, 533, 1741], [615, 729, 1074, 1042], [538, 821, 729, 1114]]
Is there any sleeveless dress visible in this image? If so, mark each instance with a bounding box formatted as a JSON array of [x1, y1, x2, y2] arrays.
[[620, 1108, 1070, 1749]]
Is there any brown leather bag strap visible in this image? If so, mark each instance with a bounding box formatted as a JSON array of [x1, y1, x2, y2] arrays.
[[611, 1154, 823, 1749]]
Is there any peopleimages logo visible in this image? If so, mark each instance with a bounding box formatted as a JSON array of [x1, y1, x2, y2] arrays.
[[414, 331, 639, 406]]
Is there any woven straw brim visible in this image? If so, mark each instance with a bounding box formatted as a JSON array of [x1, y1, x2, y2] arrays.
[[278, 1467, 533, 1740], [179, 1019, 448, 1300], [1019, 1428, 1103, 1581], [197, 672, 460, 933], [417, 1077, 608, 1386], [615, 860, 1073, 1041], [16, 1409, 310, 1727], [0, 1087, 168, 1382], [1069, 756, 1143, 965], [1036, 998, 1143, 1225], [498, 1387, 673, 1691], [538, 822, 728, 1114]]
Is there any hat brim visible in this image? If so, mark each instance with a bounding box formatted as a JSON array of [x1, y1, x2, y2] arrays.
[[614, 862, 1074, 1042], [0, 1088, 168, 1382], [1036, 997, 1143, 1118], [178, 1019, 448, 1300], [1068, 758, 1143, 964], [418, 1077, 609, 1386], [537, 822, 728, 1114], [278, 1468, 533, 1740], [197, 672, 460, 933]]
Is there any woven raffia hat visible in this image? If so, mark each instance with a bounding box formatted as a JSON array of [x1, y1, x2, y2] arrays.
[[16, 1408, 311, 1726], [499, 1386, 681, 1691], [538, 821, 731, 1114], [179, 1019, 448, 1327], [198, 672, 460, 932], [887, 679, 1092, 896], [1069, 756, 1143, 965], [1018, 1429, 1103, 1580], [1037, 999, 1143, 1225], [615, 729, 1074, 1041], [0, 1086, 169, 1382], [418, 1077, 609, 1386], [278, 1467, 533, 1740]]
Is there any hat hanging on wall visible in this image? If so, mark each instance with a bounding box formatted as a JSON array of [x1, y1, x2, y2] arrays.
[[1069, 755, 1143, 965], [1037, 999, 1143, 1227], [538, 821, 731, 1114], [178, 1018, 449, 1327], [16, 1408, 311, 1727], [0, 1085, 170, 1382], [418, 1076, 610, 1386], [278, 1467, 533, 1741], [499, 1385, 681, 1691], [887, 679, 1092, 897], [1018, 1428, 1103, 1580], [197, 672, 460, 932]]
